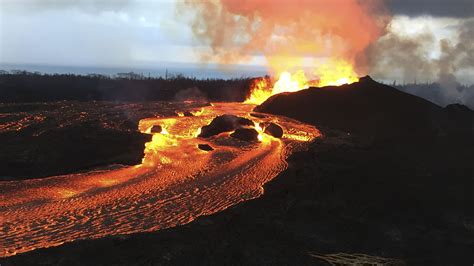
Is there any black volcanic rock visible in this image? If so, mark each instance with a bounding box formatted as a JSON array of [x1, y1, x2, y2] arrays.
[[120, 120, 138, 131], [183, 111, 194, 117], [443, 104, 474, 135], [256, 76, 447, 140], [262, 122, 284, 138], [230, 128, 259, 142], [3, 78, 473, 265], [250, 112, 267, 118], [149, 125, 162, 133], [444, 103, 473, 124], [198, 144, 214, 151], [198, 114, 254, 138], [6, 126, 473, 265], [0, 122, 151, 180]]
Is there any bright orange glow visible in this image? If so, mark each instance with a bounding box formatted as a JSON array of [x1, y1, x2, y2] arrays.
[[244, 77, 273, 105], [273, 71, 309, 94], [245, 71, 309, 105], [0, 103, 322, 258], [160, 128, 169, 135], [316, 59, 359, 87], [190, 108, 204, 116], [253, 122, 264, 142], [245, 60, 359, 104], [194, 127, 202, 137], [183, 0, 388, 105]]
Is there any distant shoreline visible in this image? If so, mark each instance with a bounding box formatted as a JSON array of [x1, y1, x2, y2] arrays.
[[0, 62, 269, 80]]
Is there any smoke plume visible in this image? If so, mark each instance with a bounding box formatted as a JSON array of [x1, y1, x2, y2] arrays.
[[178, 0, 389, 75], [367, 18, 474, 107]]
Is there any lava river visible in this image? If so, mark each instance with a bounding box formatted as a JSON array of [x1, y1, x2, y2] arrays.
[[0, 103, 320, 257]]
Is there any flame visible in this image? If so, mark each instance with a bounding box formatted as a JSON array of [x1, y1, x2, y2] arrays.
[[273, 71, 309, 94], [245, 60, 359, 104], [181, 0, 386, 106], [244, 77, 273, 105], [245, 71, 309, 105], [316, 59, 359, 87]]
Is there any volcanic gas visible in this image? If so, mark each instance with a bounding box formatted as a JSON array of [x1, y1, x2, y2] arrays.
[[180, 0, 389, 104]]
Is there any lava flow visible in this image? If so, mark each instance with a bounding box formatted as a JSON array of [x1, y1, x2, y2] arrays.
[[0, 102, 319, 257]]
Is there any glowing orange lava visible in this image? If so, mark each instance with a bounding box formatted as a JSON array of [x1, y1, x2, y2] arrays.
[[0, 102, 320, 258], [316, 59, 359, 87], [245, 60, 359, 105]]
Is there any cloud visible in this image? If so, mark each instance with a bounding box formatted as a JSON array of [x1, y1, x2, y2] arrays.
[[1, 0, 133, 14], [388, 0, 474, 18], [367, 17, 474, 107]]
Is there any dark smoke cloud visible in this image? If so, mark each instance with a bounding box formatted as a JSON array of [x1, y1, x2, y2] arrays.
[[388, 0, 474, 18]]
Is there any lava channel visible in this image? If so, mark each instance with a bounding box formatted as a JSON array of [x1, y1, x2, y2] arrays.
[[0, 102, 320, 257]]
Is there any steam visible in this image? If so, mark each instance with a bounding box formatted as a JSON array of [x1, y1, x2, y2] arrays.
[[179, 1, 472, 106], [437, 19, 474, 82], [178, 0, 389, 75], [367, 18, 474, 106]]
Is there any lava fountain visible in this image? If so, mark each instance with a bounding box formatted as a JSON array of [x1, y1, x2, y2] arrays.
[[180, 0, 389, 104], [245, 59, 360, 104]]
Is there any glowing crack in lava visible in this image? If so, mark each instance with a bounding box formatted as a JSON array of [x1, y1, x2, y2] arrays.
[[0, 103, 319, 257], [245, 60, 359, 105]]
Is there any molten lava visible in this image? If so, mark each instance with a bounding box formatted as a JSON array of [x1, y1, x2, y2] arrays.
[[0, 102, 320, 258], [316, 59, 359, 87], [246, 60, 359, 104]]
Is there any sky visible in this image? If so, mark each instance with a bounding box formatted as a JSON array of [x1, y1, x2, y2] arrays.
[[0, 0, 473, 83]]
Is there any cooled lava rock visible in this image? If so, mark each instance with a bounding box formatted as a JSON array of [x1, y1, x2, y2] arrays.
[[250, 113, 267, 118], [149, 125, 162, 133], [261, 122, 284, 138], [183, 111, 194, 117], [230, 128, 259, 142], [198, 144, 214, 151], [444, 104, 474, 133], [120, 120, 138, 131], [198, 114, 254, 138], [0, 121, 151, 180], [255, 75, 451, 140]]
